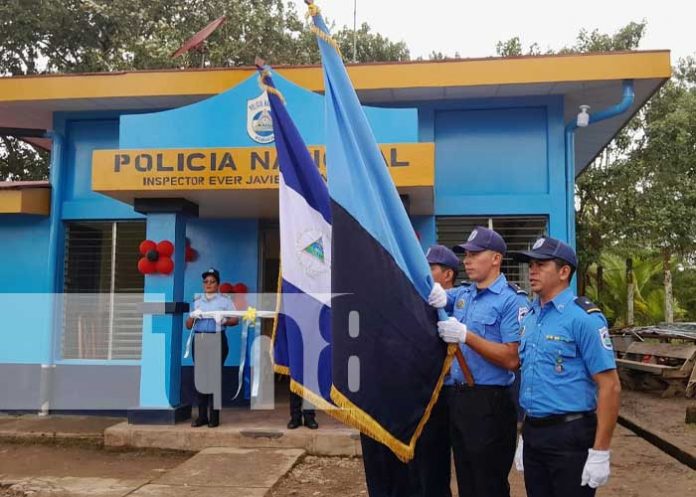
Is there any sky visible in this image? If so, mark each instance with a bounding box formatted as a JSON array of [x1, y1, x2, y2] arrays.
[[289, 0, 694, 64]]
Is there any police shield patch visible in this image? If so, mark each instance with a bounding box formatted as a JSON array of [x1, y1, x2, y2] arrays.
[[518, 306, 529, 324], [599, 326, 613, 350]]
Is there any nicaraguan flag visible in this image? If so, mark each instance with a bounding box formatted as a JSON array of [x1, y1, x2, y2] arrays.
[[261, 66, 333, 406], [308, 5, 452, 461]]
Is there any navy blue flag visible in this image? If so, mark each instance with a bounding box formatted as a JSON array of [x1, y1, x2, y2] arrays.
[[260, 67, 334, 408], [307, 3, 453, 461]]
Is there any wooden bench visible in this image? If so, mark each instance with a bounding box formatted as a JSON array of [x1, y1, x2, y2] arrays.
[[614, 340, 696, 397]]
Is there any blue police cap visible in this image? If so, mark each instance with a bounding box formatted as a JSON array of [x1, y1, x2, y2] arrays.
[[426, 245, 460, 270], [201, 267, 220, 282], [453, 226, 507, 254], [513, 237, 577, 269]]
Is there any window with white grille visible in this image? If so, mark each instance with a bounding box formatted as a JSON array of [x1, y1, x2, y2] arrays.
[[436, 216, 548, 291], [62, 221, 145, 360]]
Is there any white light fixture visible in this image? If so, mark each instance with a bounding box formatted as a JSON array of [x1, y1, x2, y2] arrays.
[[577, 105, 591, 127]]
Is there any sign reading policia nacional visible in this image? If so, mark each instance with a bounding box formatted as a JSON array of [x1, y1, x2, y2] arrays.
[[92, 143, 434, 192], [91, 71, 431, 194]]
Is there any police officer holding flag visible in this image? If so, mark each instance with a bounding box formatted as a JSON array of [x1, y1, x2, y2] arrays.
[[429, 227, 528, 497], [512, 237, 621, 497]]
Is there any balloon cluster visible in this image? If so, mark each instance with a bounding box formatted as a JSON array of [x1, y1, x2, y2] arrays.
[[220, 282, 249, 309], [137, 238, 199, 275], [137, 240, 174, 275]]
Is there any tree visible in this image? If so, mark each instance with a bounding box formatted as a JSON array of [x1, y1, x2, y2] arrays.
[[558, 21, 647, 54], [617, 62, 696, 322], [495, 37, 543, 57], [585, 253, 685, 326], [0, 137, 49, 182], [0, 0, 410, 181]]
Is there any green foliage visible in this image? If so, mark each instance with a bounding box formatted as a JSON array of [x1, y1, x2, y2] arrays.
[[558, 21, 647, 54], [0, 1, 410, 76], [0, 137, 49, 181], [673, 266, 696, 321], [0, 0, 410, 181], [586, 253, 685, 326], [495, 37, 543, 57]]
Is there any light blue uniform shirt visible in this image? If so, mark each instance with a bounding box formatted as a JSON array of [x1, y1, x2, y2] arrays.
[[192, 293, 234, 333], [444, 274, 529, 386], [519, 287, 616, 417]]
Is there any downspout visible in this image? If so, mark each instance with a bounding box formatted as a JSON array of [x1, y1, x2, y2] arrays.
[[564, 80, 635, 248], [39, 130, 65, 415]]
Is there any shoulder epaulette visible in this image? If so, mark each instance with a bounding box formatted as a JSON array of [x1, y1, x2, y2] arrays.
[[508, 281, 528, 295], [574, 296, 601, 314]]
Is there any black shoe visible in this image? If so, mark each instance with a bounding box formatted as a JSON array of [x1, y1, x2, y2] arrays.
[[208, 410, 220, 428], [304, 417, 319, 430], [287, 417, 302, 429], [191, 417, 208, 428]]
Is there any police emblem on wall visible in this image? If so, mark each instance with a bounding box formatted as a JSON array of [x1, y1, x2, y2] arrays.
[[247, 92, 274, 144]]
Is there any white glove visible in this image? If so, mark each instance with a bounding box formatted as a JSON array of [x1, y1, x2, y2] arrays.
[[514, 436, 524, 472], [189, 309, 203, 319], [437, 317, 468, 344], [428, 283, 447, 308], [581, 449, 611, 488]]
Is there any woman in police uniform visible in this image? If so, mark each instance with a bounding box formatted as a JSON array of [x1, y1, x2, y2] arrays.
[[186, 268, 238, 428]]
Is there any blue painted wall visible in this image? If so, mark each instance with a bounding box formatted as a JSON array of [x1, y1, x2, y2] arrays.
[[58, 117, 144, 221], [0, 75, 576, 406], [120, 73, 417, 149], [181, 218, 259, 366], [0, 216, 52, 364], [424, 96, 567, 240]]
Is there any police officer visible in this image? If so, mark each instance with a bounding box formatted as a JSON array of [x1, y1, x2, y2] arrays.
[[287, 392, 318, 429], [360, 245, 462, 497], [428, 227, 529, 497], [512, 237, 620, 497], [186, 268, 238, 428], [409, 245, 460, 497]]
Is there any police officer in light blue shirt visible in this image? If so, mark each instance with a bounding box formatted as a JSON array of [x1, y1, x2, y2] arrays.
[[429, 227, 529, 497], [512, 237, 620, 497], [186, 268, 237, 428]]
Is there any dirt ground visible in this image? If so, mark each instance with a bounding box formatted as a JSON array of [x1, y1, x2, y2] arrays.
[[0, 441, 190, 481], [621, 389, 696, 452], [269, 427, 695, 497]]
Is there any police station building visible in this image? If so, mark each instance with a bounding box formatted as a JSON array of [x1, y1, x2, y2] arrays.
[[0, 51, 670, 421]]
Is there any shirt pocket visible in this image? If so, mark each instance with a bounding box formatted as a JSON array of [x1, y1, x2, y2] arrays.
[[470, 310, 498, 338], [544, 334, 577, 375]]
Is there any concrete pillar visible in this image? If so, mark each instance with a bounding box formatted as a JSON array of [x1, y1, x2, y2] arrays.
[[129, 199, 198, 424]]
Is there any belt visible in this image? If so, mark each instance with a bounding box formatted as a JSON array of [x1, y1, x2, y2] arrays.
[[446, 383, 509, 391], [525, 411, 595, 428]]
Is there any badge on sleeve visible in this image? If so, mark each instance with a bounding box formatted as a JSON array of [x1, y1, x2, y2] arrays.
[[518, 306, 529, 324], [599, 326, 613, 350], [456, 299, 465, 309]]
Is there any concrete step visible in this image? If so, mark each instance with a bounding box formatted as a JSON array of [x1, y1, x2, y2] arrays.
[[105, 421, 362, 457]]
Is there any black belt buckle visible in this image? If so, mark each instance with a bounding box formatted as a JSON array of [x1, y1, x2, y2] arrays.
[[526, 411, 595, 428]]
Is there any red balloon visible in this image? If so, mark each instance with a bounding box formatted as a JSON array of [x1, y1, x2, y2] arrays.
[[139, 240, 156, 255], [137, 257, 156, 274], [233, 283, 248, 294], [219, 282, 234, 294], [157, 240, 174, 257], [156, 256, 174, 274], [185, 246, 197, 262]]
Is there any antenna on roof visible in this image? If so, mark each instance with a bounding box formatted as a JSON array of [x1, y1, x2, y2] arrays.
[[171, 15, 227, 68]]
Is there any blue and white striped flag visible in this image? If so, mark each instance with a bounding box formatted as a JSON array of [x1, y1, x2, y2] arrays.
[[261, 67, 333, 407]]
